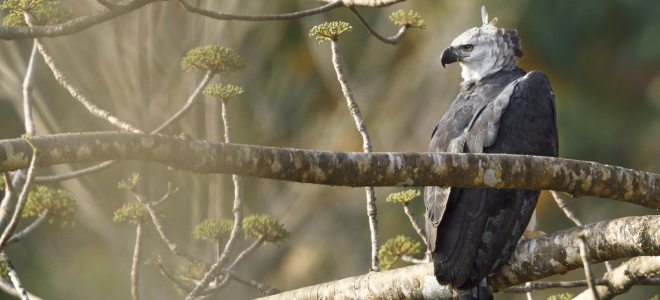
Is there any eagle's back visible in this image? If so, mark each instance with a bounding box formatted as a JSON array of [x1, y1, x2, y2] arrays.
[[425, 68, 558, 290]]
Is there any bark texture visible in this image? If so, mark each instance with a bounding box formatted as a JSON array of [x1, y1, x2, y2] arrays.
[[255, 216, 660, 300], [573, 256, 660, 300], [1, 133, 659, 210]]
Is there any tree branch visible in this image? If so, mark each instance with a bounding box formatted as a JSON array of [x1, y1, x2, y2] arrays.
[[177, 0, 343, 21], [22, 42, 38, 137], [403, 202, 426, 245], [151, 71, 214, 134], [1, 252, 30, 300], [0, 0, 161, 40], [0, 277, 42, 300], [578, 232, 600, 300], [348, 7, 408, 44], [131, 223, 144, 300], [5, 212, 48, 246], [2, 133, 660, 210], [330, 38, 380, 271], [255, 215, 660, 300], [573, 256, 660, 300], [0, 147, 38, 251]]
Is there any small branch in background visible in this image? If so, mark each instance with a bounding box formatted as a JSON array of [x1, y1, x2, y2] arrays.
[[131, 191, 210, 268], [151, 71, 214, 133], [0, 145, 38, 251], [329, 36, 380, 271], [578, 232, 600, 300], [206, 237, 265, 293], [0, 277, 42, 300], [573, 257, 660, 300], [96, 0, 124, 11], [178, 0, 343, 21], [22, 42, 38, 137], [150, 261, 193, 293], [552, 191, 614, 272], [219, 269, 280, 296], [186, 97, 245, 298], [348, 7, 407, 45], [5, 212, 48, 246], [1, 252, 30, 300], [402, 203, 426, 244], [131, 223, 144, 300], [34, 160, 119, 183], [23, 13, 141, 133]]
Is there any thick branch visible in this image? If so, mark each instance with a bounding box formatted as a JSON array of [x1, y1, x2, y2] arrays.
[[0, 0, 161, 40], [256, 216, 660, 300], [1, 133, 660, 210]]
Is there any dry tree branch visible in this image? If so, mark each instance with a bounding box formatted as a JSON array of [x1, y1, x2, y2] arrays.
[[131, 223, 144, 300], [315, 0, 406, 6], [34, 160, 119, 183], [219, 269, 281, 296], [552, 191, 614, 272], [151, 262, 192, 293], [96, 0, 124, 11], [330, 38, 380, 272], [573, 256, 660, 300], [0, 0, 161, 40], [348, 7, 408, 45], [1, 252, 30, 300], [177, 0, 343, 21], [205, 237, 266, 294], [3, 133, 660, 210], [255, 216, 660, 300], [5, 212, 48, 246], [0, 145, 38, 251], [403, 202, 426, 244], [22, 42, 38, 137], [501, 278, 660, 293], [0, 277, 42, 300], [578, 232, 600, 300], [151, 71, 214, 133], [186, 96, 244, 298]]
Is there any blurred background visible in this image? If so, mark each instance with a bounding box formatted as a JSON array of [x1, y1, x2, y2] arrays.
[[1, 0, 660, 299]]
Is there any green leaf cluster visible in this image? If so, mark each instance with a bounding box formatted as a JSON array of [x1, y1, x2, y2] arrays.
[[385, 189, 421, 204], [309, 21, 352, 43], [547, 293, 574, 300], [0, 174, 5, 190], [174, 263, 208, 294], [243, 214, 289, 244], [203, 84, 244, 101], [181, 46, 246, 75], [0, 258, 9, 281], [113, 202, 157, 225], [24, 185, 77, 226], [193, 219, 234, 242], [389, 10, 426, 30], [118, 172, 142, 190], [649, 296, 660, 300], [378, 235, 422, 271], [2, 0, 73, 27]]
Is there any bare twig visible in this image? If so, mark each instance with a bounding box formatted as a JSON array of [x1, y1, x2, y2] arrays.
[[22, 42, 38, 137], [402, 203, 426, 245], [578, 232, 600, 300], [0, 0, 161, 40], [330, 39, 379, 271], [552, 191, 614, 272], [5, 212, 48, 246], [151, 262, 192, 293], [178, 0, 343, 21], [186, 98, 244, 298], [23, 13, 141, 133], [34, 160, 119, 183], [205, 237, 266, 294], [131, 223, 144, 300], [1, 252, 30, 300], [132, 191, 210, 268], [0, 277, 42, 300], [220, 269, 281, 296], [348, 7, 408, 45], [0, 145, 38, 251], [151, 71, 214, 133]]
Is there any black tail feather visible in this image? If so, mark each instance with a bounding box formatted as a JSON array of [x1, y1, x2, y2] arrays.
[[452, 277, 494, 300]]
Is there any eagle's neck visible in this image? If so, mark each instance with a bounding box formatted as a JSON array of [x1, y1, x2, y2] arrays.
[[459, 53, 518, 83]]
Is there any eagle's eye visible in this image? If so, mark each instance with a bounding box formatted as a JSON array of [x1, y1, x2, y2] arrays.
[[462, 45, 474, 51]]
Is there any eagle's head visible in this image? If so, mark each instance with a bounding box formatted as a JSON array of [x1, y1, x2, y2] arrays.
[[441, 6, 524, 82]]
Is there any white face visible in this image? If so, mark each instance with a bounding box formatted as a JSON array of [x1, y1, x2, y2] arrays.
[[450, 26, 502, 81]]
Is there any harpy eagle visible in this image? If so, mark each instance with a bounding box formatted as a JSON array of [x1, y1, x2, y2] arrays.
[[425, 6, 559, 299]]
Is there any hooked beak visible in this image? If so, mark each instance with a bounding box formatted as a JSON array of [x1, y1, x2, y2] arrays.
[[441, 47, 459, 68]]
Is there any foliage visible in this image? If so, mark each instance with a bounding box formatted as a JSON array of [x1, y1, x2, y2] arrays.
[[118, 172, 142, 190], [0, 174, 4, 190], [192, 219, 234, 242], [0, 0, 46, 11], [24, 185, 77, 226], [648, 296, 660, 300], [2, 0, 73, 27], [309, 21, 352, 43], [385, 189, 421, 204], [378, 235, 422, 271], [243, 214, 289, 244], [389, 10, 425, 30], [174, 263, 208, 294], [203, 84, 244, 101], [547, 293, 574, 300], [113, 202, 152, 224], [181, 45, 246, 75], [0, 258, 9, 281]]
